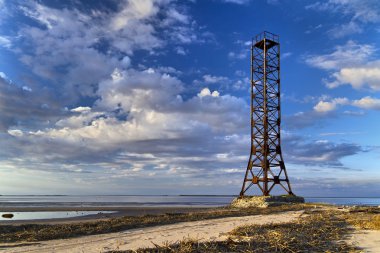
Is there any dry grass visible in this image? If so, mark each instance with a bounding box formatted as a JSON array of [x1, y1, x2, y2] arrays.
[[342, 206, 380, 230], [0, 204, 308, 243], [111, 210, 359, 253]]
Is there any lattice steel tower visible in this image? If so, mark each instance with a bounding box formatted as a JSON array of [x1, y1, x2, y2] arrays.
[[240, 31, 293, 197]]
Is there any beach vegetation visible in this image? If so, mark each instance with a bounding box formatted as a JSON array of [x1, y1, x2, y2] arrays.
[[112, 210, 359, 253], [0, 204, 307, 243]]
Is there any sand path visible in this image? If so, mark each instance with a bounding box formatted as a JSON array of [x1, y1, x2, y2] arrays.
[[0, 211, 303, 253], [347, 229, 380, 253]]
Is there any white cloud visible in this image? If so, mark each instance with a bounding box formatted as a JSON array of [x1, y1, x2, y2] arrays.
[[27, 68, 244, 155], [121, 56, 131, 68], [197, 87, 220, 98], [313, 96, 380, 113], [7, 66, 249, 186], [327, 63, 380, 90], [175, 46, 187, 55], [328, 21, 363, 38], [0, 36, 11, 48], [9, 0, 208, 104], [222, 0, 251, 4], [305, 41, 380, 90], [282, 52, 292, 59], [313, 97, 349, 113], [110, 0, 157, 31], [165, 8, 190, 24], [8, 129, 24, 137], [71, 106, 91, 113], [203, 74, 228, 84], [305, 41, 375, 70], [343, 110, 365, 116], [352, 96, 380, 110], [22, 86, 32, 92], [306, 0, 380, 23], [306, 0, 380, 37], [314, 101, 337, 113], [228, 51, 247, 60]]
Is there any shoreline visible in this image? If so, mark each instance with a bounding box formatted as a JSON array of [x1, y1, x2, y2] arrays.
[[0, 202, 377, 225], [0, 206, 213, 225]]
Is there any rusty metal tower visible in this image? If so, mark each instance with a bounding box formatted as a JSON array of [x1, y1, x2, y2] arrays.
[[240, 31, 293, 197]]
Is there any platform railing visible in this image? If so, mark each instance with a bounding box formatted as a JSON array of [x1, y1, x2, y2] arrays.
[[253, 31, 279, 43]]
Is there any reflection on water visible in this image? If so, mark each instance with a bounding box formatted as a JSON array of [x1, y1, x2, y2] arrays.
[[0, 211, 115, 221], [0, 195, 379, 209], [0, 195, 234, 208]]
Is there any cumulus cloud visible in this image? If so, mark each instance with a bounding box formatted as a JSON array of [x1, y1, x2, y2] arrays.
[[286, 94, 377, 130], [305, 41, 380, 90], [327, 62, 380, 90], [198, 87, 220, 97], [0, 1, 227, 185], [4, 0, 208, 104], [313, 98, 349, 113], [352, 96, 380, 110], [0, 0, 370, 194], [5, 66, 248, 182], [305, 41, 375, 70], [312, 96, 380, 114]]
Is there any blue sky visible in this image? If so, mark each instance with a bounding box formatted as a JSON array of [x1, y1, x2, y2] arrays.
[[0, 0, 379, 196]]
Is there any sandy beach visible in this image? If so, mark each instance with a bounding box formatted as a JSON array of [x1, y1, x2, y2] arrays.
[[1, 210, 303, 252], [347, 229, 380, 253], [1, 204, 379, 252]]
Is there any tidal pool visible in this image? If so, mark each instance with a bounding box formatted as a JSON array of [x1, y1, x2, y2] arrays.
[[0, 211, 115, 221]]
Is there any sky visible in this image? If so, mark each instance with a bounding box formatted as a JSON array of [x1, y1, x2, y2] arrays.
[[0, 0, 380, 197]]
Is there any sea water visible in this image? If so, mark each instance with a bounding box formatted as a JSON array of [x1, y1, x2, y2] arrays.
[[1, 195, 379, 208], [1, 195, 379, 221], [0, 211, 115, 221]]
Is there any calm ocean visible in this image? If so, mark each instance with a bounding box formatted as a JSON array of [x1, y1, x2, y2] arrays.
[[1, 195, 379, 208]]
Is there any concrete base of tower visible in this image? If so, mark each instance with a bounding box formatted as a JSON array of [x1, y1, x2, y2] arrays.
[[230, 195, 305, 208]]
